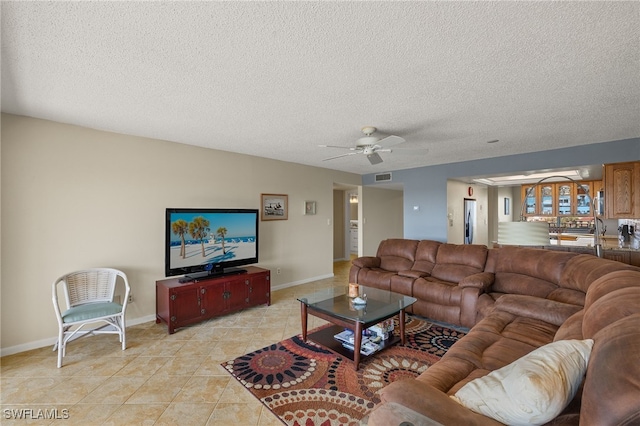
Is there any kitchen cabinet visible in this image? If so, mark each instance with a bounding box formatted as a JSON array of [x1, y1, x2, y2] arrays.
[[540, 184, 554, 215], [156, 266, 270, 334], [522, 184, 537, 216], [574, 181, 601, 216], [604, 162, 640, 219], [522, 184, 554, 216], [556, 183, 573, 216], [522, 180, 601, 217]]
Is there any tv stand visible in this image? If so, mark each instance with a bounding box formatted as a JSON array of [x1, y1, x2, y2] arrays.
[[185, 267, 247, 282], [156, 266, 270, 334]]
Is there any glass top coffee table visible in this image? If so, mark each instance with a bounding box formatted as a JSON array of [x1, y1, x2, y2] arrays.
[[297, 286, 416, 370]]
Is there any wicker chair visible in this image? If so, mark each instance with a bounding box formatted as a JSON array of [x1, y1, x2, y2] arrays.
[[52, 268, 130, 367]]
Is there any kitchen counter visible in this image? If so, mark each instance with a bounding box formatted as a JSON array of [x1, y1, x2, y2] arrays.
[[549, 234, 639, 251], [494, 237, 640, 267]]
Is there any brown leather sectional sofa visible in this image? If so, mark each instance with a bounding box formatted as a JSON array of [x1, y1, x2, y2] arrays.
[[353, 239, 640, 425]]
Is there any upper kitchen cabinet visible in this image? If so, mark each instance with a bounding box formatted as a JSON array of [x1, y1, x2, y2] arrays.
[[556, 183, 573, 216], [523, 180, 601, 217], [522, 184, 555, 216], [522, 184, 538, 216], [604, 161, 640, 219]]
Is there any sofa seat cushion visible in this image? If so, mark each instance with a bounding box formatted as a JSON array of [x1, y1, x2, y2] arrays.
[[460, 315, 558, 372], [416, 310, 560, 395], [413, 278, 461, 305], [451, 339, 593, 426], [494, 294, 582, 327], [412, 300, 463, 327]]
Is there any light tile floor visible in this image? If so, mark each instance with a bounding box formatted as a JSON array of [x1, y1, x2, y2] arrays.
[[0, 259, 354, 425]]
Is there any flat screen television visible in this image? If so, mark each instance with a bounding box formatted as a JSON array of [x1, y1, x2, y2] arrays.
[[165, 208, 259, 279]]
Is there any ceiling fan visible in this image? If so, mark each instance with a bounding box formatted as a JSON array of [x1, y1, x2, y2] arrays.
[[319, 126, 407, 165]]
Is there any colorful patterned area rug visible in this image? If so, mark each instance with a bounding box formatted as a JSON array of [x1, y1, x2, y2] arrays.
[[222, 316, 466, 426]]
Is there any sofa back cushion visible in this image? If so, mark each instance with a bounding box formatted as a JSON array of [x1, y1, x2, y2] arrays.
[[430, 244, 488, 283], [560, 254, 640, 293], [485, 247, 578, 298], [376, 239, 419, 272], [411, 240, 442, 274], [582, 270, 640, 339]]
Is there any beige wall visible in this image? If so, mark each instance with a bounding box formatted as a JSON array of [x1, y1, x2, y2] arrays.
[[1, 114, 360, 353], [360, 186, 404, 256], [332, 189, 345, 260]]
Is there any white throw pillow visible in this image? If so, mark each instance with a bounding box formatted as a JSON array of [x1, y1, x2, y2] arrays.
[[451, 339, 594, 426]]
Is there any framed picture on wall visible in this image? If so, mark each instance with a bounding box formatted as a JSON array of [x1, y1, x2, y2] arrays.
[[304, 201, 316, 215], [504, 198, 510, 215], [261, 194, 288, 221]]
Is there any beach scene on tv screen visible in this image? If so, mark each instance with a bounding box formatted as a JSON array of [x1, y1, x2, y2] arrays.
[[169, 212, 256, 269]]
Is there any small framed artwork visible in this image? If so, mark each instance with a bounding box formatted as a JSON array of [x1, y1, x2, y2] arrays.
[[504, 198, 510, 215], [304, 201, 316, 215], [261, 194, 288, 221]]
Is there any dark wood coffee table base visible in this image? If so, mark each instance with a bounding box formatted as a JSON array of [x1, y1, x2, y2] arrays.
[[300, 303, 407, 370]]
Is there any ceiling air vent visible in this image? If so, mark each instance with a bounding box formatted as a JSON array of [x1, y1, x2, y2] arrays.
[[375, 172, 392, 182]]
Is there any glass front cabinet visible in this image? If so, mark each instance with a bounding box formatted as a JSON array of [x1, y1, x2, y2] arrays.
[[540, 185, 554, 215], [522, 185, 537, 216], [575, 182, 592, 216], [557, 184, 572, 216], [522, 180, 601, 217]]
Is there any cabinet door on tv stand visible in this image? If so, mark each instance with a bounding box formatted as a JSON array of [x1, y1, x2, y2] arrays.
[[248, 273, 270, 306], [226, 278, 248, 312], [200, 282, 227, 317], [170, 286, 202, 326]]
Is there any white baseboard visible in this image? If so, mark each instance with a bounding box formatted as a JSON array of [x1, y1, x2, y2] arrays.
[[270, 273, 334, 292], [0, 314, 157, 357], [3, 274, 336, 357]]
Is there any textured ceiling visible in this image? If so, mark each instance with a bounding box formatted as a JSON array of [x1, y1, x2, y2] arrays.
[[2, 1, 639, 175]]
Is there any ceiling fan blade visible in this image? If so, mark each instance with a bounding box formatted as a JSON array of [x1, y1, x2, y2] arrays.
[[323, 152, 359, 161], [367, 152, 383, 165], [318, 145, 356, 150], [376, 135, 405, 148]]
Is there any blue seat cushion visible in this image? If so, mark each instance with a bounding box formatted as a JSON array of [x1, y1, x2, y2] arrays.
[[62, 302, 123, 323]]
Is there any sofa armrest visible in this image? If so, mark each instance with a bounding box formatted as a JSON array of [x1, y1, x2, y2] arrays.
[[364, 402, 444, 426], [352, 256, 380, 269], [372, 380, 502, 426], [398, 269, 430, 279], [459, 272, 495, 291]]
